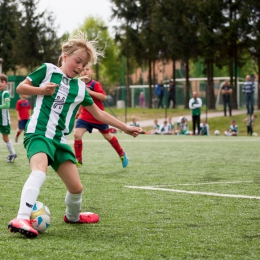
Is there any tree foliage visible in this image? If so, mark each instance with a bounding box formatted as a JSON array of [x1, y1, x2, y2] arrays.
[[0, 0, 61, 73], [110, 0, 259, 109]]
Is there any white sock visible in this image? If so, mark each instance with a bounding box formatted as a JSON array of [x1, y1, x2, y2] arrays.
[[65, 191, 82, 222], [6, 140, 15, 155], [17, 170, 46, 220]]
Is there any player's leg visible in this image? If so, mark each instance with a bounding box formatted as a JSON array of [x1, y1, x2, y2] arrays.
[[74, 119, 90, 166], [57, 161, 99, 224], [8, 152, 48, 237], [15, 120, 24, 142], [100, 128, 128, 168], [2, 130, 17, 162]]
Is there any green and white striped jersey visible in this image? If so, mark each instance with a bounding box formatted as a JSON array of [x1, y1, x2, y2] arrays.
[[0, 90, 11, 126], [25, 63, 93, 143]]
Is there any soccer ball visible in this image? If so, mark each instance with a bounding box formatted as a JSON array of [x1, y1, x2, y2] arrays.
[[30, 201, 51, 232], [214, 130, 220, 136]]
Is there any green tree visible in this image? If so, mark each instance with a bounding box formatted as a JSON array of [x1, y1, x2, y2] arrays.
[[16, 0, 60, 71], [0, 0, 20, 73], [77, 16, 121, 90]]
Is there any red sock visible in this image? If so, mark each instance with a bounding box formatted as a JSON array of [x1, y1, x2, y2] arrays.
[[74, 140, 83, 162], [16, 130, 22, 137], [109, 136, 124, 157]]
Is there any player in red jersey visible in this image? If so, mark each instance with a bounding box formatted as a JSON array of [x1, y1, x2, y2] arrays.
[[15, 94, 30, 142], [73, 64, 128, 167]]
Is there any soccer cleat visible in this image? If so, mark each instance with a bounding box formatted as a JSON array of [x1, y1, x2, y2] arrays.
[[64, 212, 99, 224], [75, 160, 82, 167], [120, 153, 128, 168], [7, 154, 17, 163], [8, 218, 38, 238]]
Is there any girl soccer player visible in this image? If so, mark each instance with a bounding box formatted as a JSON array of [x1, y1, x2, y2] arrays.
[[8, 32, 142, 238]]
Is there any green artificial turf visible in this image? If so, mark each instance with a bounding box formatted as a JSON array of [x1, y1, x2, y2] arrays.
[[1, 133, 260, 259]]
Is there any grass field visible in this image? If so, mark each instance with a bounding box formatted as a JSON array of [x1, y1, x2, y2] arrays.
[[1, 132, 260, 259]]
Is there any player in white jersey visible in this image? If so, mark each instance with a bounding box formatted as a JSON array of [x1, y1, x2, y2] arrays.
[[8, 32, 142, 238]]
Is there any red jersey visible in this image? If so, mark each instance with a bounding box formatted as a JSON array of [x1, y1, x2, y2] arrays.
[[16, 99, 31, 120], [79, 80, 106, 124]]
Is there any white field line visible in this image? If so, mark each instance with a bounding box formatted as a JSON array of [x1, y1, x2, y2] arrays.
[[155, 181, 254, 186], [66, 138, 260, 144], [125, 186, 260, 200]]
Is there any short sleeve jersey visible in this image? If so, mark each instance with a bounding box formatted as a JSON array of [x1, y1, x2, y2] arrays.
[[16, 99, 31, 120], [79, 79, 105, 124], [222, 85, 232, 98], [25, 63, 93, 143], [0, 90, 11, 126]]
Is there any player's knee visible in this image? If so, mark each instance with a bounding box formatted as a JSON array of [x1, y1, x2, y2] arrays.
[[69, 184, 83, 194]]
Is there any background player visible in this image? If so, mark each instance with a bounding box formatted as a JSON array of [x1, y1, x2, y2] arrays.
[[15, 94, 31, 142], [74, 64, 128, 167], [0, 74, 17, 162]]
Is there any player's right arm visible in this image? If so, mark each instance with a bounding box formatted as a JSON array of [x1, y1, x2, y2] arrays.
[[17, 78, 58, 96]]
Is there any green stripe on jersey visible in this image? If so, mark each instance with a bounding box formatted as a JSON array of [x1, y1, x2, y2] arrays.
[[25, 63, 93, 143]]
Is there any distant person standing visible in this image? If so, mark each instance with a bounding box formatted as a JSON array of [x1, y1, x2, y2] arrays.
[[189, 91, 202, 135], [155, 80, 164, 108], [167, 79, 176, 108], [139, 92, 145, 108], [242, 75, 255, 115], [221, 80, 232, 116]]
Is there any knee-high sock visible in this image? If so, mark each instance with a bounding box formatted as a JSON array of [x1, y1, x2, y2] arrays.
[[65, 191, 82, 222], [17, 170, 46, 220], [74, 140, 83, 162], [109, 136, 124, 157], [6, 140, 16, 155]]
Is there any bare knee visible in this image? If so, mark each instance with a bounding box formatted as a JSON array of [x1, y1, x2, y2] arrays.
[[74, 128, 85, 140], [3, 134, 9, 143], [68, 184, 83, 194]]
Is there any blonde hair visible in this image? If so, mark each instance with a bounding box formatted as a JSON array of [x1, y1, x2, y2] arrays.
[[58, 31, 103, 67]]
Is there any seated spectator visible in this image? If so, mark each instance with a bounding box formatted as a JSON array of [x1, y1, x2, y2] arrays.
[[200, 120, 209, 136], [175, 117, 189, 135], [156, 120, 171, 135], [224, 120, 238, 136], [167, 117, 174, 134], [149, 119, 160, 134], [129, 116, 140, 127], [129, 116, 145, 134]]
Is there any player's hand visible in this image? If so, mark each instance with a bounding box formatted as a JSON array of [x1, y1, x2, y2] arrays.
[[124, 126, 143, 137], [41, 83, 59, 95]]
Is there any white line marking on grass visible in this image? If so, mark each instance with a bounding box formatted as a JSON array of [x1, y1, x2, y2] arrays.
[[66, 138, 260, 144], [125, 186, 260, 200], [155, 181, 254, 186]]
